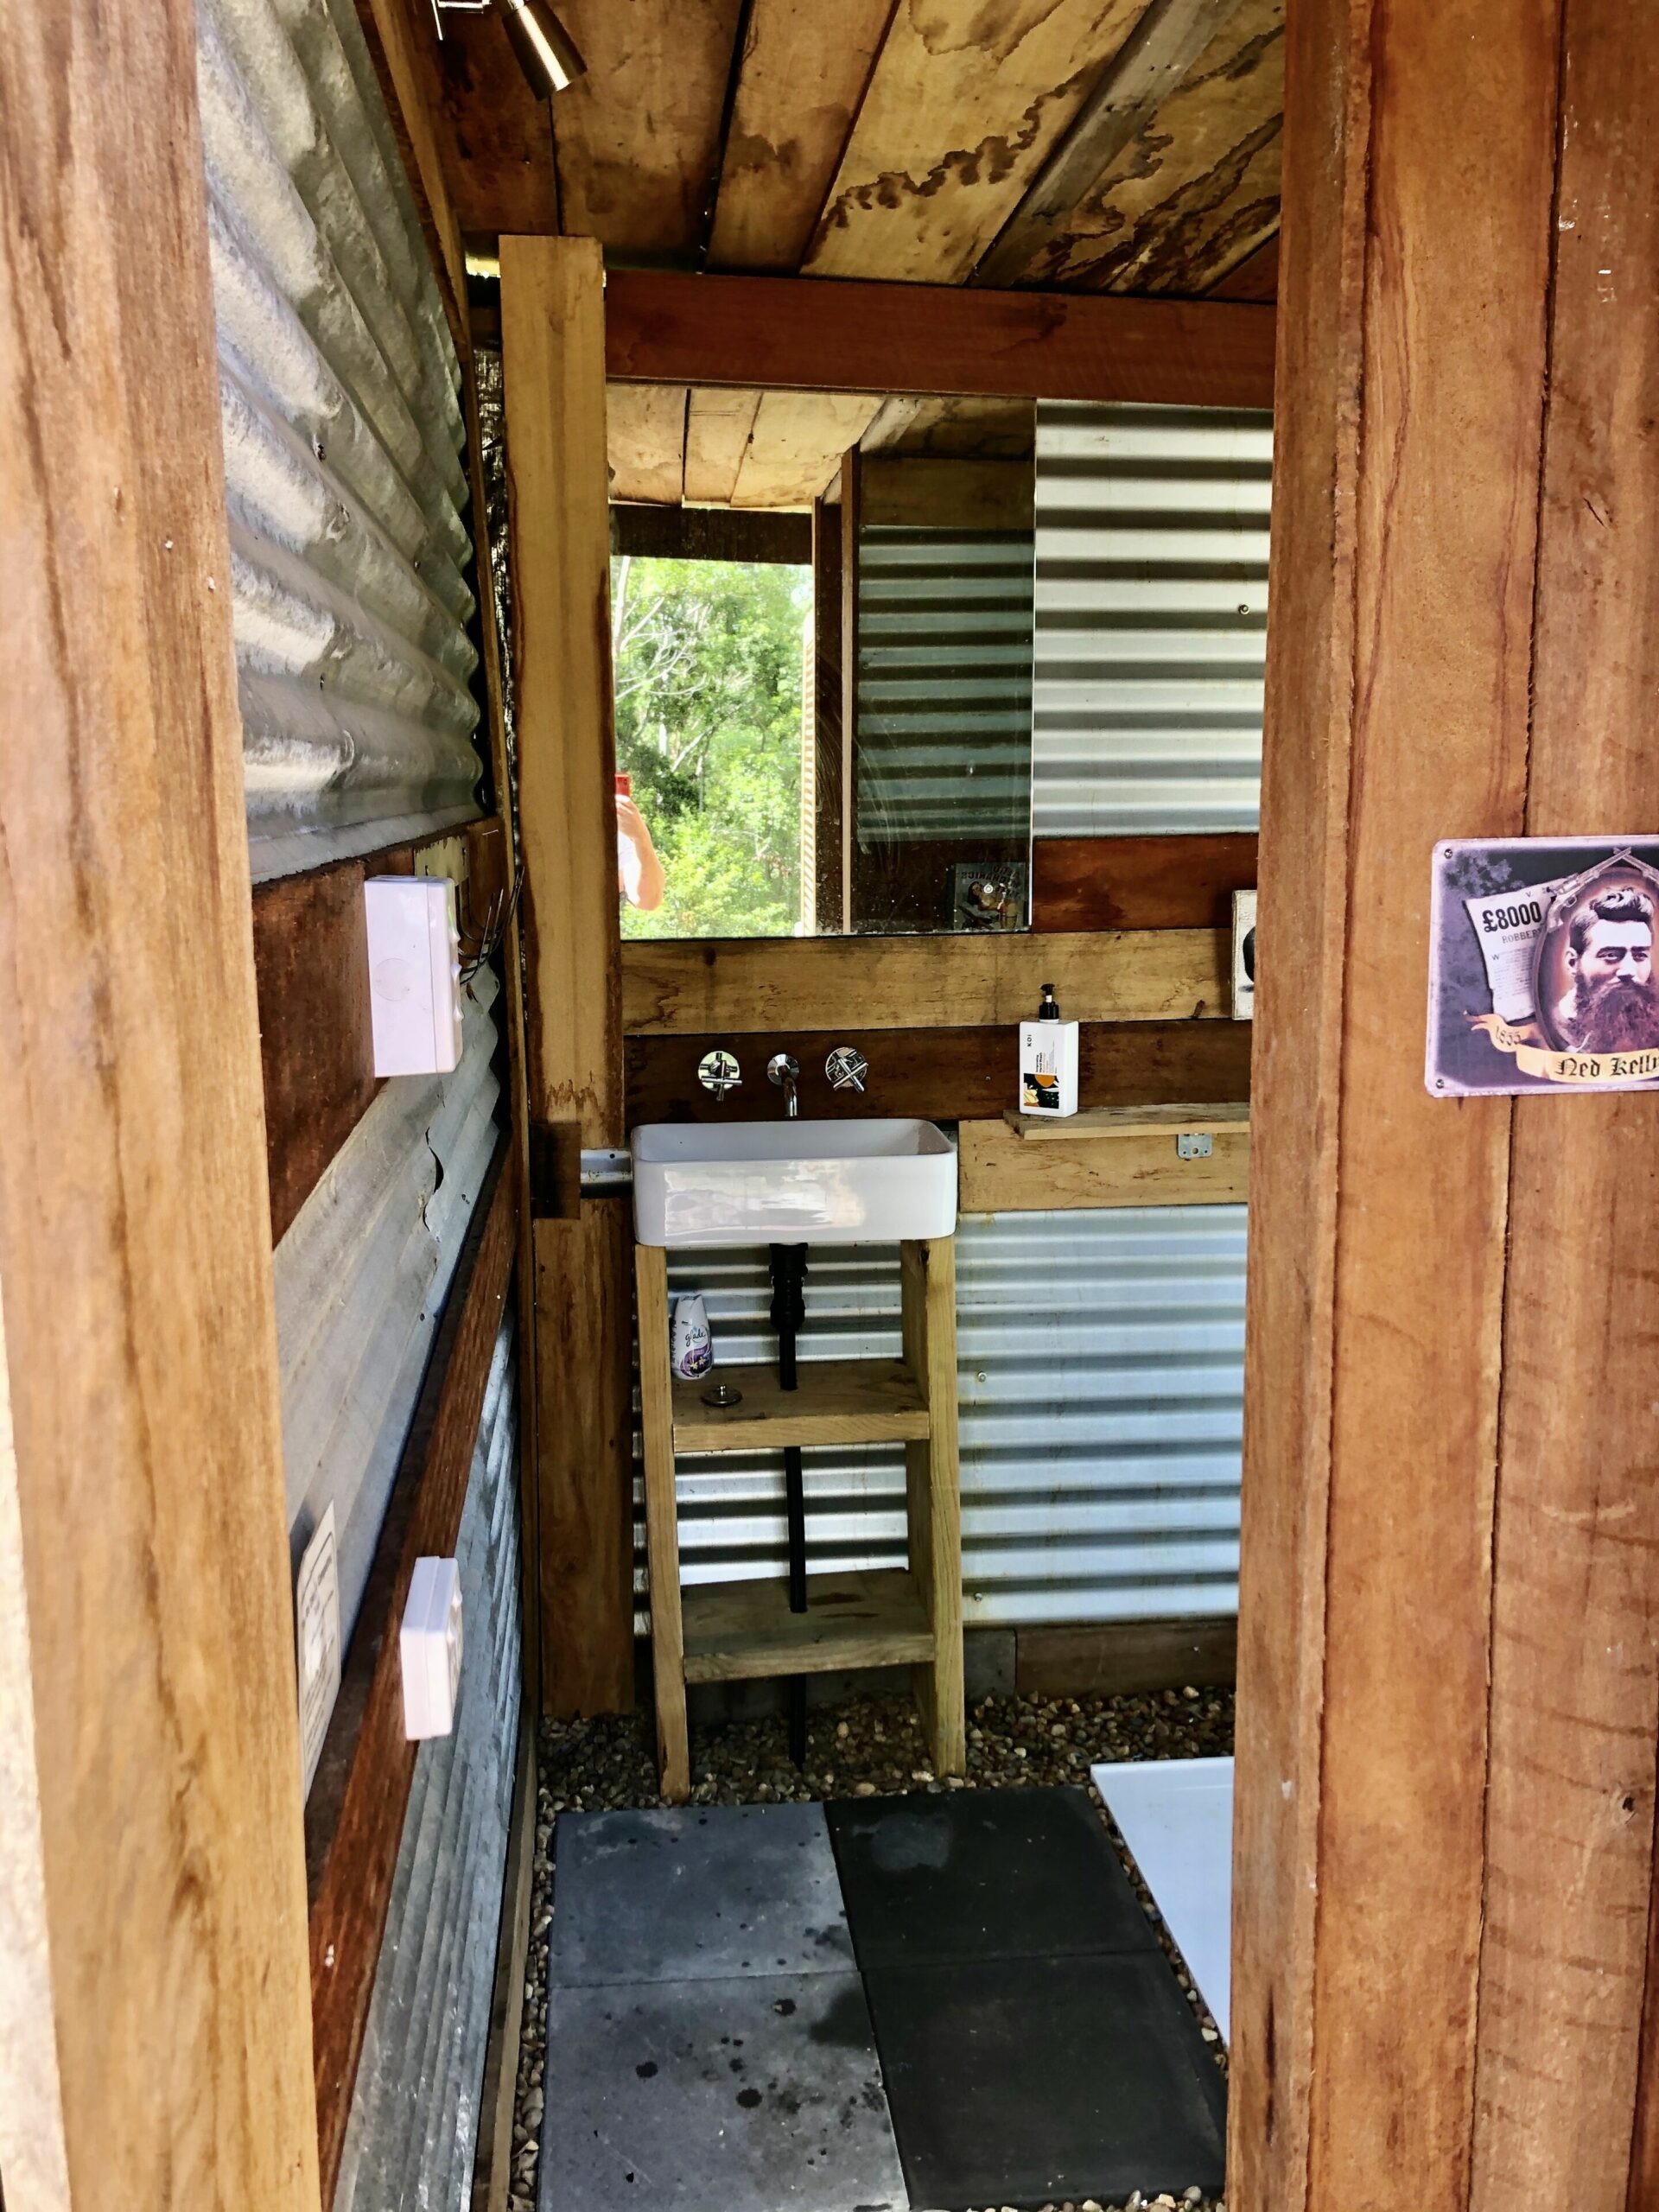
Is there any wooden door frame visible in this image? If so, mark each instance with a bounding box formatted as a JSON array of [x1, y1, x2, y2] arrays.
[[0, 0, 320, 2202]]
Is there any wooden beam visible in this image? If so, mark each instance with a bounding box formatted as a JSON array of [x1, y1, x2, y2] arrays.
[[1015, 1616, 1237, 1698], [626, 1020, 1252, 1127], [837, 448, 861, 932], [499, 236, 634, 1717], [1473, 3, 1659, 2204], [407, 4, 559, 239], [611, 502, 812, 564], [620, 929, 1230, 1035], [605, 269, 1276, 407], [1229, 2, 1560, 2210], [1032, 832, 1258, 932], [0, 0, 319, 2201], [353, 0, 470, 357], [971, 0, 1255, 290], [306, 1145, 515, 2204]]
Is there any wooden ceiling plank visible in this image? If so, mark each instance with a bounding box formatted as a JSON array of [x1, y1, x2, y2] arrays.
[[730, 391, 882, 509], [996, 0, 1284, 295], [969, 0, 1253, 289], [404, 3, 559, 240], [707, 0, 896, 270], [553, 0, 746, 256], [683, 385, 763, 502], [860, 393, 1035, 459], [801, 0, 1155, 285], [607, 383, 688, 505], [607, 270, 1276, 407]]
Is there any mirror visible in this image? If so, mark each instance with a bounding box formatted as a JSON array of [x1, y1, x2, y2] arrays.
[[609, 390, 1270, 939]]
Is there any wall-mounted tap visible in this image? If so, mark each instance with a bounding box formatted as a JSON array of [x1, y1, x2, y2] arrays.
[[825, 1045, 868, 1093], [696, 1048, 741, 1103], [766, 1052, 800, 1118]]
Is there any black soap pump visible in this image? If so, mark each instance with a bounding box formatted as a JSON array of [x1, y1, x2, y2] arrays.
[[1019, 981, 1080, 1116]]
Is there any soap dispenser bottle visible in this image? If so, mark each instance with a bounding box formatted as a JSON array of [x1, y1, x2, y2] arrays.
[[1019, 982, 1080, 1116]]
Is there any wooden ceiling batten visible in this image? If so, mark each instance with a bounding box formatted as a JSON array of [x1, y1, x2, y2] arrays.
[[802, 0, 1156, 286], [704, 0, 899, 271], [550, 0, 747, 255], [969, 0, 1254, 290]]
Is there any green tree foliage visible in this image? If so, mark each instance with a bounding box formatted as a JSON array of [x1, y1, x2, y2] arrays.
[[612, 556, 808, 939]]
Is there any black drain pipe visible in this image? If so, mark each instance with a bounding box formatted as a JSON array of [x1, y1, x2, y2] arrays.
[[768, 1243, 810, 1767]]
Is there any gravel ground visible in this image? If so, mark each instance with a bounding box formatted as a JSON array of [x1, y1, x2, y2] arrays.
[[509, 1686, 1234, 2212]]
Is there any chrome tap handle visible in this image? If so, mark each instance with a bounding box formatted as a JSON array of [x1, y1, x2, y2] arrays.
[[825, 1046, 868, 1093], [696, 1048, 741, 1103]]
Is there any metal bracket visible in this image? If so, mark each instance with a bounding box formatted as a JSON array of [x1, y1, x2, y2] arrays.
[[1177, 1132, 1213, 1160]]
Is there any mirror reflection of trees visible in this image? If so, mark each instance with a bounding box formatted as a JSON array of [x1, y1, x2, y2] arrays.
[[612, 556, 809, 940]]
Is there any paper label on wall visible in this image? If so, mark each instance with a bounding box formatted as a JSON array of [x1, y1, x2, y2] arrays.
[[1427, 837, 1659, 1096], [1231, 890, 1256, 1021], [296, 1501, 341, 1798]]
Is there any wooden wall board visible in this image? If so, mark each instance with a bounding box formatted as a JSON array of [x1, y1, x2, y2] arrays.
[[706, 0, 897, 272], [550, 0, 745, 256], [860, 457, 1034, 532], [1032, 832, 1258, 931], [0, 2, 319, 2199], [251, 818, 504, 1247], [406, 3, 560, 239], [990, 0, 1283, 296], [683, 386, 764, 503], [620, 929, 1230, 1035], [802, 0, 1155, 285], [732, 391, 883, 509], [1015, 1615, 1237, 1697], [1229, 3, 1560, 2211], [626, 1017, 1252, 1126], [307, 1146, 514, 2202], [971, 0, 1259, 291], [960, 1114, 1249, 1210], [501, 238, 633, 1715], [606, 270, 1276, 408], [607, 382, 687, 505], [1472, 3, 1659, 2203], [470, 1713, 537, 2212], [612, 500, 811, 563]]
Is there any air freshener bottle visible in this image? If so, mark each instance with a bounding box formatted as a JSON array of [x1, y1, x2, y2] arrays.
[[671, 1294, 714, 1381], [1019, 982, 1080, 1116]]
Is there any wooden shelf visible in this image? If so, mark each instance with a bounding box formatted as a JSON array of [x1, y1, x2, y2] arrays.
[[671, 1358, 931, 1453], [1003, 1101, 1251, 1141], [681, 1568, 935, 1684]]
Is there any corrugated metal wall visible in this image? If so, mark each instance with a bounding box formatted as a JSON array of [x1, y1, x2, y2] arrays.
[[855, 528, 1034, 845], [277, 968, 502, 1649], [195, 0, 486, 881], [642, 1205, 1246, 1627], [1032, 400, 1272, 837], [335, 1311, 521, 2212]]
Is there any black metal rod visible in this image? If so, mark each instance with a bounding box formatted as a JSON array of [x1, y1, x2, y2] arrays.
[[769, 1244, 810, 1768]]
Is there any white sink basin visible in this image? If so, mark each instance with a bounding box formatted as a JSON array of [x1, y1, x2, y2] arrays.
[[631, 1119, 957, 1249]]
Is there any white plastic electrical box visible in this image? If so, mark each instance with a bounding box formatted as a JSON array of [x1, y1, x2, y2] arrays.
[[400, 1555, 463, 1741], [365, 876, 463, 1077]]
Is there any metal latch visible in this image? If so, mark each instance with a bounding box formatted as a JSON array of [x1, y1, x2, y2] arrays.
[[1177, 1132, 1213, 1160]]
